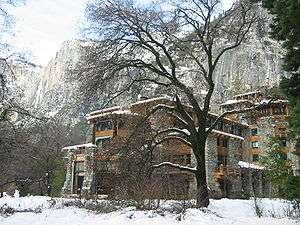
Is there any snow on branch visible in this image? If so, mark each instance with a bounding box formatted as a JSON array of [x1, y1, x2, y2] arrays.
[[154, 128, 191, 139], [155, 135, 192, 147], [151, 162, 196, 173]]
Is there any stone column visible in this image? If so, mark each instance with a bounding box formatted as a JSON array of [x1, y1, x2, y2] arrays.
[[228, 139, 242, 198], [206, 136, 222, 198], [61, 149, 75, 196], [86, 123, 94, 144], [81, 146, 97, 196]]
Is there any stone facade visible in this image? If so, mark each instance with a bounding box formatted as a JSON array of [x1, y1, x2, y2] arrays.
[[61, 149, 75, 196], [61, 94, 298, 199], [81, 146, 97, 196]]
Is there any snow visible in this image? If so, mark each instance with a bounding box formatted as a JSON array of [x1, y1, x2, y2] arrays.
[[0, 196, 297, 225], [86, 110, 139, 120], [62, 143, 97, 150], [238, 161, 265, 170], [88, 106, 121, 116], [259, 99, 289, 105], [220, 99, 254, 106], [130, 96, 172, 106], [207, 128, 245, 140], [233, 91, 262, 98]]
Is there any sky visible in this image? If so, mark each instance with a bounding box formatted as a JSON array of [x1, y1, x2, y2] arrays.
[[7, 0, 235, 66]]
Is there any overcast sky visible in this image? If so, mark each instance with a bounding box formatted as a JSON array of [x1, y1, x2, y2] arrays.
[[8, 0, 235, 66]]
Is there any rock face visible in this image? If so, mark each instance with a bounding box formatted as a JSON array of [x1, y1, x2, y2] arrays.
[[16, 6, 285, 119]]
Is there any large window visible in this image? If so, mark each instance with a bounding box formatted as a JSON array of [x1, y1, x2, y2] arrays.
[[252, 154, 259, 162], [217, 137, 228, 148], [95, 120, 113, 132], [75, 161, 84, 172], [96, 137, 112, 148], [279, 138, 287, 147], [172, 154, 191, 165], [252, 141, 259, 148], [251, 128, 258, 136], [222, 139, 228, 148], [218, 155, 227, 166]]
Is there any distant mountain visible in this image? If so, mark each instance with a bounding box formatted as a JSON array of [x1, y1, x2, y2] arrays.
[[14, 5, 285, 120]]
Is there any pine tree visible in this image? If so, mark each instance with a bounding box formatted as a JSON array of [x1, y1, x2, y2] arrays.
[[261, 0, 300, 154]]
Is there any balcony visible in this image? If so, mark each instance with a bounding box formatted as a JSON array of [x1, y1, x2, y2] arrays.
[[75, 154, 84, 161], [243, 148, 262, 156], [95, 129, 114, 137], [213, 165, 240, 180], [250, 136, 261, 142], [217, 146, 228, 156]]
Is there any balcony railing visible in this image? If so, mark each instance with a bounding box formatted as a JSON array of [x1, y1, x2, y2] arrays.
[[214, 165, 240, 180]]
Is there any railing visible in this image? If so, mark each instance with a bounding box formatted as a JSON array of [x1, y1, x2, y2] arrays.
[[214, 165, 240, 180]]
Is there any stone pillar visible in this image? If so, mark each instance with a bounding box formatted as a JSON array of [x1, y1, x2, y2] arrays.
[[61, 149, 75, 196], [81, 146, 97, 196], [206, 136, 222, 198], [228, 139, 242, 198], [86, 123, 94, 144]]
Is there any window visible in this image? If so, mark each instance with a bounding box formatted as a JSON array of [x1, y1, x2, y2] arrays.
[[252, 154, 259, 162], [252, 141, 259, 148], [251, 128, 258, 136], [96, 137, 112, 148], [279, 152, 287, 160], [75, 162, 84, 172], [222, 139, 228, 148], [217, 138, 228, 148], [279, 138, 287, 147], [186, 154, 191, 165], [95, 120, 113, 132], [218, 155, 227, 166], [172, 154, 191, 165], [217, 122, 224, 131]]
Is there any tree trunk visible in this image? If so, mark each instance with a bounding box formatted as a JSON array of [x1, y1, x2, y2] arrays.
[[194, 139, 209, 208], [195, 165, 209, 207]]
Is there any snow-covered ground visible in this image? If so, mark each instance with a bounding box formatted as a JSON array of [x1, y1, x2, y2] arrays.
[[0, 195, 298, 225]]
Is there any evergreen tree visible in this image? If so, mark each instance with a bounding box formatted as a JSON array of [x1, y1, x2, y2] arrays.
[[261, 139, 300, 210], [261, 0, 300, 154]]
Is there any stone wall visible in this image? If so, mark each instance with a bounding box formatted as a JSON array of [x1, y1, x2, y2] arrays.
[[206, 135, 222, 198], [81, 146, 97, 196], [61, 149, 75, 196]]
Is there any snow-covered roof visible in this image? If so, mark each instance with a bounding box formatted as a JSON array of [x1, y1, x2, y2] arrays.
[[207, 129, 244, 140], [220, 99, 254, 106], [208, 112, 249, 127], [62, 143, 96, 150], [233, 91, 262, 98], [86, 110, 139, 120], [88, 106, 120, 116], [258, 99, 289, 105], [131, 96, 172, 106], [238, 161, 265, 170]]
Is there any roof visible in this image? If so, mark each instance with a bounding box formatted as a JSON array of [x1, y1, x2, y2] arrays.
[[88, 106, 120, 116], [220, 99, 254, 106], [86, 110, 139, 120], [233, 91, 262, 98], [258, 99, 289, 105], [130, 96, 171, 106], [62, 143, 96, 150], [207, 129, 244, 140], [208, 112, 249, 127], [85, 96, 248, 127], [238, 161, 265, 170]]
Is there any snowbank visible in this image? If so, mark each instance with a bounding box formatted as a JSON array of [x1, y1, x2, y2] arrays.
[[0, 196, 298, 225]]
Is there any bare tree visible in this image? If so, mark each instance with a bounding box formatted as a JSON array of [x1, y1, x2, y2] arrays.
[[78, 0, 259, 207]]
